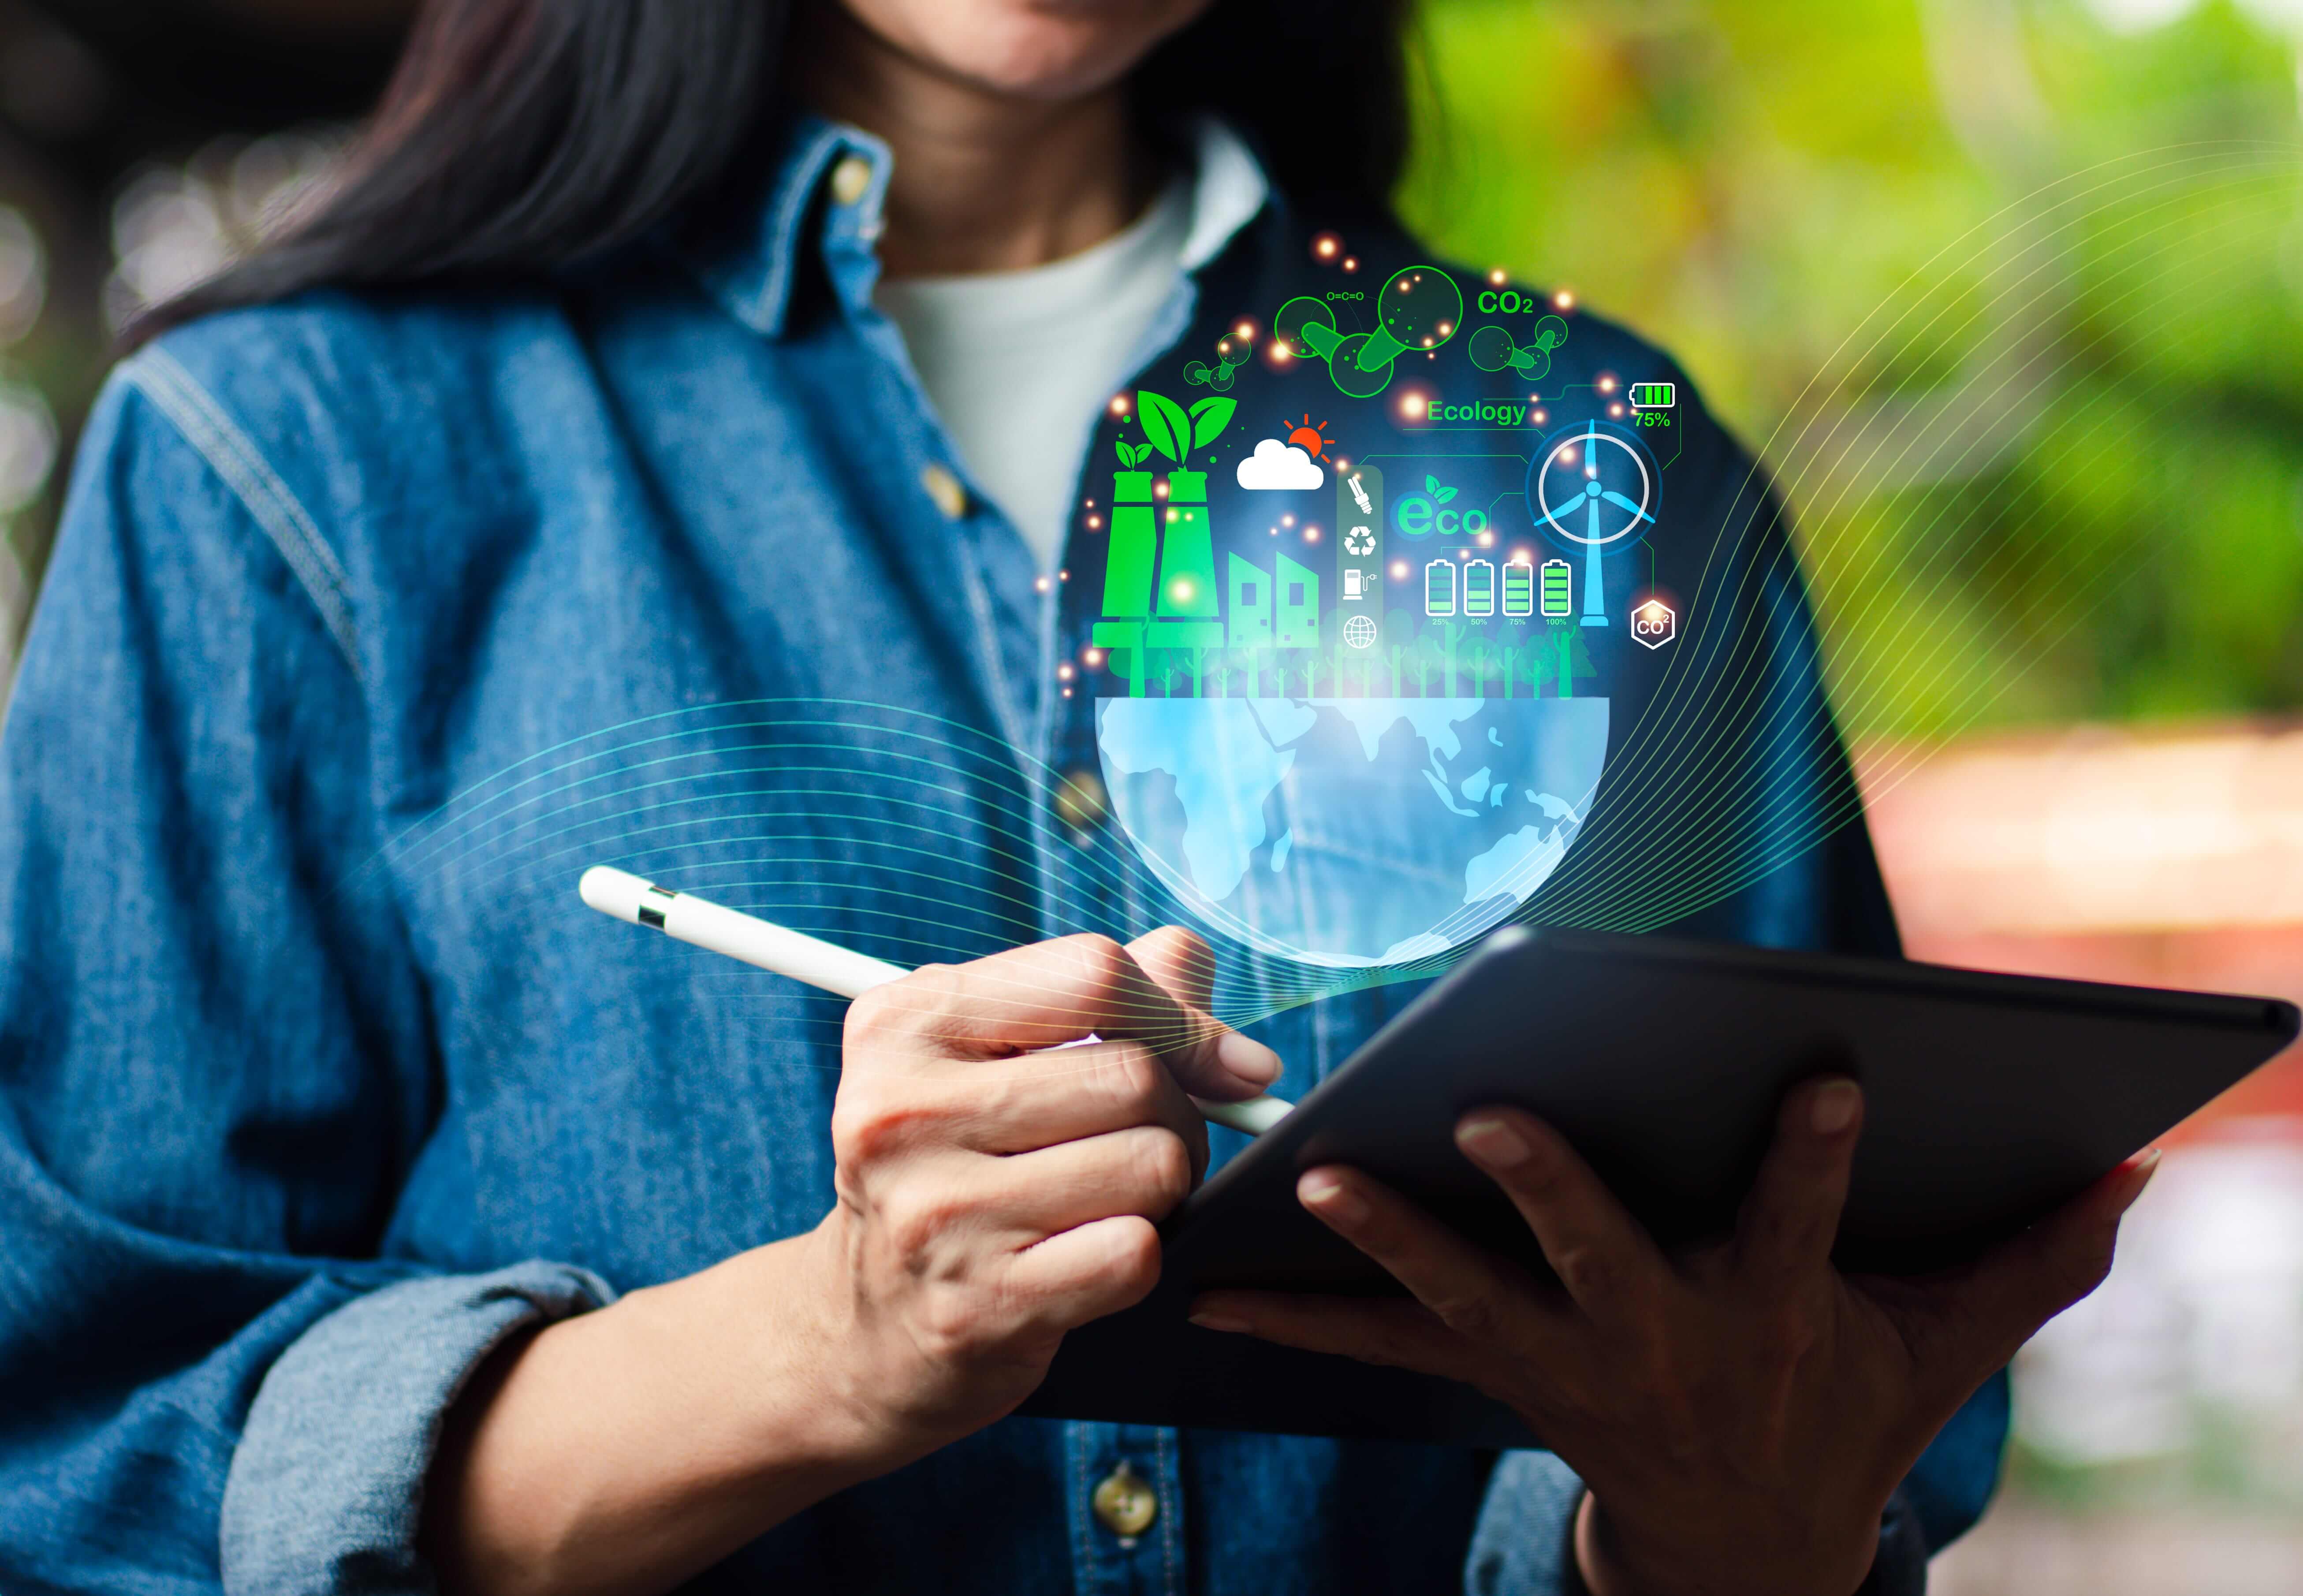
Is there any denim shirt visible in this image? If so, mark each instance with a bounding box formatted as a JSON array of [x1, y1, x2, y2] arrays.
[[0, 116, 2005, 1595]]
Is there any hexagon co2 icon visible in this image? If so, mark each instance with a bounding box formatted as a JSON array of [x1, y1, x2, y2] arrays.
[[1631, 595, 1677, 649]]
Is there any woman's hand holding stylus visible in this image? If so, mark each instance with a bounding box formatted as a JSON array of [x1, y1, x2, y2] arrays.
[[806, 927, 1275, 1452], [421, 928, 1271, 1596], [1188, 1079, 2158, 1596]]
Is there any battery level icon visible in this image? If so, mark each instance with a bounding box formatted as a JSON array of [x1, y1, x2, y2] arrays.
[[1539, 558, 1573, 618], [1464, 559, 1494, 617], [1502, 561, 1533, 617], [1425, 560, 1457, 617], [1628, 381, 1675, 411]]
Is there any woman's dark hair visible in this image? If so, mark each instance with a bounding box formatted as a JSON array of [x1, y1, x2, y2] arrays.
[[128, 0, 1415, 346]]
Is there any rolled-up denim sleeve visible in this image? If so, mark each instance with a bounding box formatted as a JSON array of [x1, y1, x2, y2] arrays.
[[0, 366, 595, 1594], [222, 1263, 611, 1595]]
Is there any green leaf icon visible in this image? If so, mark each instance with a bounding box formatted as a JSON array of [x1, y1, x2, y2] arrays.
[[1424, 474, 1439, 495], [1187, 395, 1237, 451], [1435, 485, 1457, 504], [1138, 391, 1189, 466]]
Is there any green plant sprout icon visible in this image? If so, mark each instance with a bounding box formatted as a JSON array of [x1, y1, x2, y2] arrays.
[[1469, 314, 1570, 381], [1272, 264, 1462, 397], [1185, 330, 1252, 391]]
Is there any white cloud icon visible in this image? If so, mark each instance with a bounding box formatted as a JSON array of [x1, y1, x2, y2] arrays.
[[1236, 437, 1324, 491]]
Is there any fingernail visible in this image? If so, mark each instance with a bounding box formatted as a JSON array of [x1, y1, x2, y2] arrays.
[[1456, 1115, 1532, 1168], [1217, 1030, 1282, 1086], [1810, 1079, 1861, 1136], [1300, 1172, 1369, 1225], [1188, 1311, 1250, 1334], [2129, 1147, 2163, 1194]]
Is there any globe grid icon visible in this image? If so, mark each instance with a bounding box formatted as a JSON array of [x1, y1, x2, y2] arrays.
[[1343, 614, 1379, 649]]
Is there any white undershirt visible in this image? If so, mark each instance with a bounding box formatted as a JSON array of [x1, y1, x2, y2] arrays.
[[876, 179, 1193, 573]]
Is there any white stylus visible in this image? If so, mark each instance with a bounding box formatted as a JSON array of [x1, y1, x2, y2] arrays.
[[579, 866, 1293, 1136]]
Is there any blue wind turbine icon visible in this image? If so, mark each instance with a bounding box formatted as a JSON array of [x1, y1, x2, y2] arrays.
[[1529, 420, 1659, 627]]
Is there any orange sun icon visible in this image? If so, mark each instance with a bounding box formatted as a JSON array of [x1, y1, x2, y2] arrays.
[[1285, 413, 1332, 461]]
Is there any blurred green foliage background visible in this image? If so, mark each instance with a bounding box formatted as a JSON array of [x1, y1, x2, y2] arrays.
[[1401, 0, 2303, 739]]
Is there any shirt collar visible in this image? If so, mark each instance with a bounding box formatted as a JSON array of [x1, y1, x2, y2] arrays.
[[1175, 114, 1270, 272], [678, 111, 1271, 341]]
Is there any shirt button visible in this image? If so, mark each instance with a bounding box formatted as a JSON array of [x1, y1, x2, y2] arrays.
[[1054, 768, 1109, 833], [829, 154, 873, 207], [920, 463, 968, 520], [1091, 1462, 1158, 1538]]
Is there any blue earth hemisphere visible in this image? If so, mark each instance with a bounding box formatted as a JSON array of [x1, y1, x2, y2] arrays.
[[1095, 696, 1610, 967]]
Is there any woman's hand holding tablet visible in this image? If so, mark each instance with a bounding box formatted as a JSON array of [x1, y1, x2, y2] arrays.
[[1186, 1079, 2160, 1596]]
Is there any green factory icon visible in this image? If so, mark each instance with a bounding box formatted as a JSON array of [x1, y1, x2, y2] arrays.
[[1093, 389, 1237, 692]]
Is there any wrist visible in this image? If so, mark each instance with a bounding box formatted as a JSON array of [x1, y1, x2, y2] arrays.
[[1574, 1491, 1880, 1596], [422, 1234, 898, 1596], [642, 1222, 913, 1484]]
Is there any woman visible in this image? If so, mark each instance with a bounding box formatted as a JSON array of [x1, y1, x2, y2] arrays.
[[0, 3, 2150, 1593]]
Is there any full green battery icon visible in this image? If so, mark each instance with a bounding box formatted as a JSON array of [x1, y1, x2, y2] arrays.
[[1502, 561, 1533, 616], [1539, 558, 1573, 618], [1628, 381, 1675, 411]]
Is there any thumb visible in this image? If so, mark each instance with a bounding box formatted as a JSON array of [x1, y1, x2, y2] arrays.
[[1914, 1149, 2161, 1382], [1124, 925, 1278, 1101]]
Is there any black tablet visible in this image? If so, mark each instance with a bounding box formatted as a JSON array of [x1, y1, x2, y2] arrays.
[[1021, 926, 2299, 1446]]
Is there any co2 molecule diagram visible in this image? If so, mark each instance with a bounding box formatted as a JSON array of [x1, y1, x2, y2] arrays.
[[1272, 264, 1462, 398], [1185, 328, 1253, 391], [1468, 313, 1571, 382]]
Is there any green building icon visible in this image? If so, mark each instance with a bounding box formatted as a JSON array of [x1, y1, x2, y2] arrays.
[[1227, 553, 1272, 649], [1225, 551, 1318, 650], [1275, 552, 1319, 648]]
